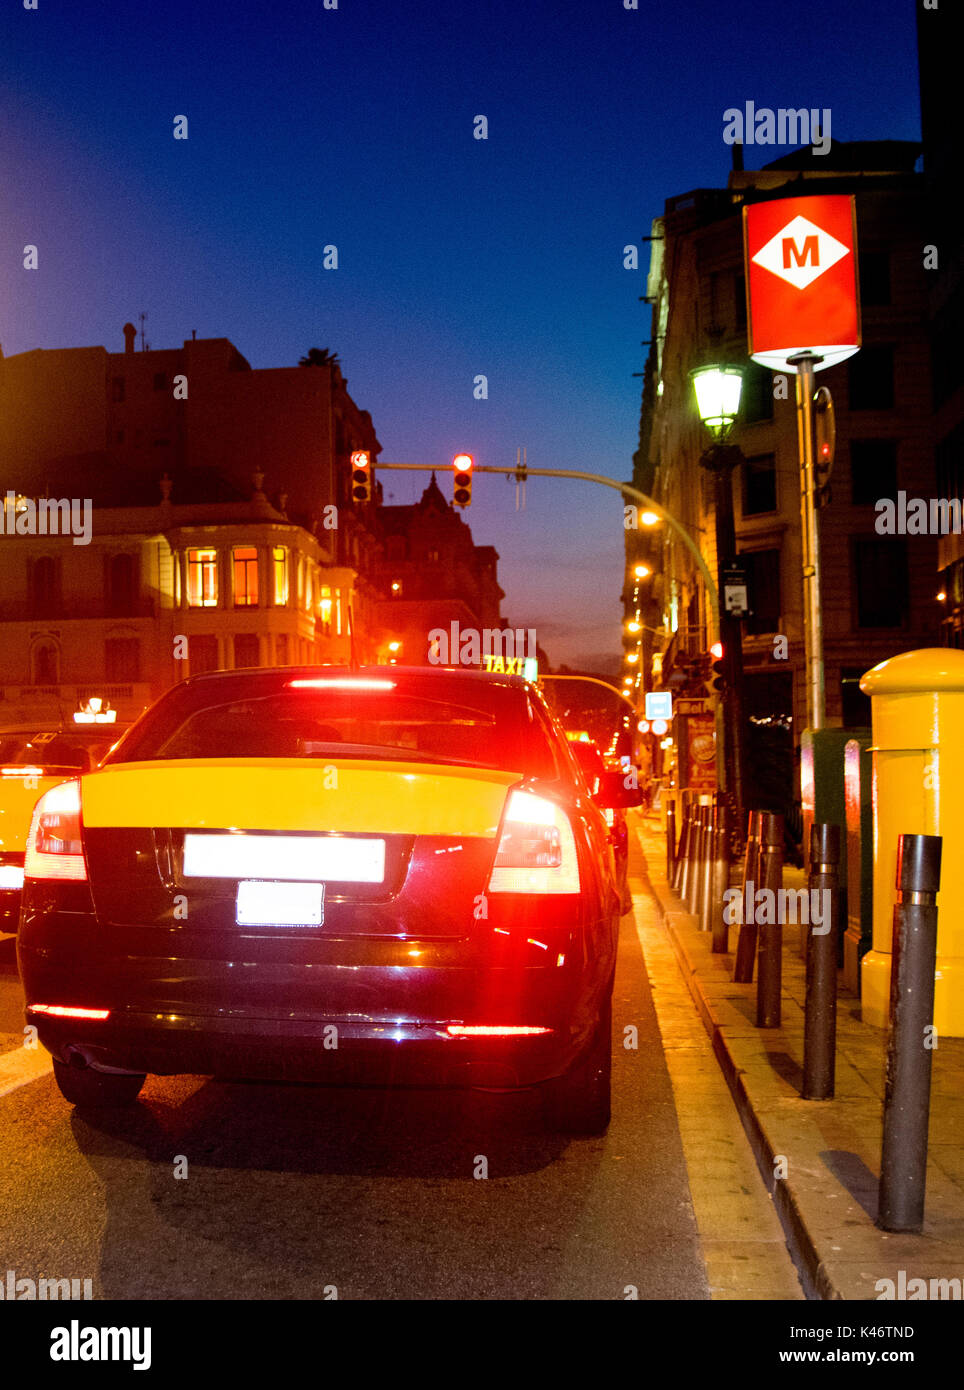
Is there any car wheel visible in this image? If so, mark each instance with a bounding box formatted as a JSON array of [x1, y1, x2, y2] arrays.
[[52, 1058, 145, 1108], [543, 989, 612, 1135]]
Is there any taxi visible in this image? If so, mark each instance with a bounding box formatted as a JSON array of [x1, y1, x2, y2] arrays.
[[0, 726, 128, 932], [18, 667, 642, 1132]]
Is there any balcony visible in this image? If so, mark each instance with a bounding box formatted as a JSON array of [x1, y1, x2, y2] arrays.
[[0, 598, 157, 622], [0, 683, 155, 717]]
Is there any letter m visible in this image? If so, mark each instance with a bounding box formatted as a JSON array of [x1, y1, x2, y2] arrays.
[[783, 235, 819, 269]]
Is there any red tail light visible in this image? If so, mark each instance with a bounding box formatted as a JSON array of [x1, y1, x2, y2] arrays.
[[29, 1004, 110, 1020], [24, 779, 87, 881], [445, 1025, 552, 1037], [486, 789, 580, 894]]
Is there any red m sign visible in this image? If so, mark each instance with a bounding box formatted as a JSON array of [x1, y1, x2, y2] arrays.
[[783, 234, 819, 269]]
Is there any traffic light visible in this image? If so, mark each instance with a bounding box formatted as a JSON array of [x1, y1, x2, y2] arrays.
[[452, 453, 473, 507], [350, 451, 371, 504], [814, 387, 836, 508], [708, 644, 727, 696]]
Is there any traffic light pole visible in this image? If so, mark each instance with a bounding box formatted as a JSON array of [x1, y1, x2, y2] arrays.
[[374, 462, 720, 630]]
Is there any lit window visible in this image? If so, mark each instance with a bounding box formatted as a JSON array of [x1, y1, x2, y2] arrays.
[[187, 549, 218, 607], [273, 546, 288, 605], [336, 591, 343, 636], [391, 579, 402, 597], [304, 563, 313, 612], [233, 547, 259, 607], [319, 585, 333, 632]]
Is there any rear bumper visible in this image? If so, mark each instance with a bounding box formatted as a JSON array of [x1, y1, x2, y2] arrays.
[[26, 1009, 570, 1088], [19, 907, 613, 1089]]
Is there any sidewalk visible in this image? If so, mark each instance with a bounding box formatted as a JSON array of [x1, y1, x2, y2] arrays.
[[634, 812, 964, 1301]]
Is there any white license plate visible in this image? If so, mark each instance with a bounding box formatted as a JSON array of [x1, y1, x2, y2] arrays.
[[236, 880, 324, 926], [184, 834, 385, 883]]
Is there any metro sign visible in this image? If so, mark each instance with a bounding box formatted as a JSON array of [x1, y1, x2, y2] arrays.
[[743, 194, 860, 373]]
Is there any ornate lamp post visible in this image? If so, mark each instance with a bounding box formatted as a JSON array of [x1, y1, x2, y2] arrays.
[[690, 363, 749, 840]]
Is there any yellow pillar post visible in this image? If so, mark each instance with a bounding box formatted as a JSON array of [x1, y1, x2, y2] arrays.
[[860, 648, 964, 1036]]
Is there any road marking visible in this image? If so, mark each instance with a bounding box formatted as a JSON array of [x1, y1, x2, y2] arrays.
[[0, 1045, 52, 1097]]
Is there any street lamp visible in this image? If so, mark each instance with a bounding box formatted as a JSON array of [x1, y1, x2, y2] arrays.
[[691, 361, 749, 840], [632, 563, 651, 580], [690, 364, 744, 440]]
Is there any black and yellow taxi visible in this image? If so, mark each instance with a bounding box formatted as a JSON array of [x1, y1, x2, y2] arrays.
[[18, 667, 642, 1132], [0, 725, 128, 932]]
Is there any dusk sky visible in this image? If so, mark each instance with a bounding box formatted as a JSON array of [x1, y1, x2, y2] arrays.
[[0, 0, 921, 670]]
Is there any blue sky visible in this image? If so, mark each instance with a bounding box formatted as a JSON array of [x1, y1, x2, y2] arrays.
[[0, 0, 922, 669]]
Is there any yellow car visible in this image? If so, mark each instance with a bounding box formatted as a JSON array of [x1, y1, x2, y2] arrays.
[[19, 667, 642, 1131], [0, 726, 128, 931]]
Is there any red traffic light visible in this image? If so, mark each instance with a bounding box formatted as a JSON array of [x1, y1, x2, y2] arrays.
[[452, 453, 473, 507], [350, 451, 371, 503]]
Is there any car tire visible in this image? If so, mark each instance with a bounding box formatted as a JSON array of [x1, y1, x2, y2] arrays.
[[543, 989, 612, 1135], [52, 1058, 145, 1108]]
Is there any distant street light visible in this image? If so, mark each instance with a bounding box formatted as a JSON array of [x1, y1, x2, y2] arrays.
[[632, 563, 651, 579]]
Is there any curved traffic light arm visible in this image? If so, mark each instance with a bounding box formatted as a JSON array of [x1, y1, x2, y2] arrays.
[[375, 463, 720, 630]]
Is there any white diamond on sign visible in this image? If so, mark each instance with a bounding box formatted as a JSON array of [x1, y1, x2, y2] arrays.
[[751, 214, 850, 291]]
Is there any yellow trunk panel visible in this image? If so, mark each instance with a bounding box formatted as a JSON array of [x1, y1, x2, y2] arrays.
[[80, 759, 518, 838]]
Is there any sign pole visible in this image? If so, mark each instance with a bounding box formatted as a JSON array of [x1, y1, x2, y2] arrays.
[[788, 350, 826, 730]]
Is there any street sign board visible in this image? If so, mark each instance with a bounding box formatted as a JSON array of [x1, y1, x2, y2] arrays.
[[743, 194, 860, 373], [675, 697, 708, 716], [723, 564, 749, 617], [645, 690, 673, 721]]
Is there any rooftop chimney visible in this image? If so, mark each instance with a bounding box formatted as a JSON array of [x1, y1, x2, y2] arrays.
[[123, 323, 136, 355], [731, 140, 744, 173]]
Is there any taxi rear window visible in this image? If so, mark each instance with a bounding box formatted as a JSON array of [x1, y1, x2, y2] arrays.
[[0, 733, 107, 772], [110, 684, 558, 777]]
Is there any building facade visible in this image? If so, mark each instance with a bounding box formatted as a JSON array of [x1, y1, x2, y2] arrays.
[[0, 329, 387, 724], [630, 141, 941, 766], [372, 473, 505, 666], [0, 478, 365, 726]]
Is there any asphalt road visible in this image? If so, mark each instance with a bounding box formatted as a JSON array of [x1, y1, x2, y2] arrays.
[[0, 875, 718, 1301]]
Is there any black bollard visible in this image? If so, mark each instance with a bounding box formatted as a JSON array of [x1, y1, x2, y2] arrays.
[[666, 801, 677, 883], [802, 824, 841, 1099], [699, 805, 717, 934], [710, 809, 732, 954], [684, 804, 703, 914], [677, 800, 695, 901], [878, 834, 943, 1234], [733, 810, 762, 982], [756, 812, 784, 1027], [691, 806, 709, 917]]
